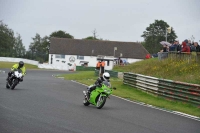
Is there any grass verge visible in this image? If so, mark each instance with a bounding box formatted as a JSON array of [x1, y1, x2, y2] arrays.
[[114, 58, 200, 84], [57, 71, 200, 117], [0, 61, 39, 69]]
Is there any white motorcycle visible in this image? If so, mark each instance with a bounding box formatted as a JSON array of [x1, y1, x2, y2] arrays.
[[6, 69, 23, 90]]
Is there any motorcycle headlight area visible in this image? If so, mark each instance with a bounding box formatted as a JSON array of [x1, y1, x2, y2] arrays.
[[14, 71, 22, 78], [104, 89, 111, 93]]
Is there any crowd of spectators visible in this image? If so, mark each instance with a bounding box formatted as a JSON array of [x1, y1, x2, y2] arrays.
[[161, 39, 200, 53], [114, 57, 129, 66], [151, 40, 200, 58]]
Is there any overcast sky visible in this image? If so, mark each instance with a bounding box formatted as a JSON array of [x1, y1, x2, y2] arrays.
[[0, 0, 200, 50]]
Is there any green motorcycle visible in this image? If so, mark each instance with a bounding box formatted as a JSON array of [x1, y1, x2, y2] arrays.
[[83, 81, 116, 109]]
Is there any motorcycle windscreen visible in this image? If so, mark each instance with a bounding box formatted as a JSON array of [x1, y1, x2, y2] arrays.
[[102, 81, 111, 88]]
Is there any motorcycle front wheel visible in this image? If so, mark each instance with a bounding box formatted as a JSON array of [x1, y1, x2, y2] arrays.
[[96, 96, 106, 109], [6, 82, 10, 89], [11, 79, 18, 90]]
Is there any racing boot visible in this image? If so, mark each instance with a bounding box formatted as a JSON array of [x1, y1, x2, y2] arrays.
[[87, 90, 91, 100]]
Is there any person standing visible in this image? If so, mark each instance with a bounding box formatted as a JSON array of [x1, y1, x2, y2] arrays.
[[96, 60, 102, 70], [181, 42, 190, 52], [194, 42, 200, 52], [100, 60, 105, 76], [176, 40, 182, 52]]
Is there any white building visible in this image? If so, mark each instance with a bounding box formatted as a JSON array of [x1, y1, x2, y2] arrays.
[[48, 38, 149, 70]]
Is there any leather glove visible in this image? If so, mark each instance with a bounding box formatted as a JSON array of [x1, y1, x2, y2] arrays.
[[20, 76, 23, 82], [97, 78, 102, 84]]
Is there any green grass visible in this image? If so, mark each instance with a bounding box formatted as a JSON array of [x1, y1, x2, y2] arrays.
[[58, 71, 200, 117], [0, 61, 39, 69], [114, 58, 200, 84]]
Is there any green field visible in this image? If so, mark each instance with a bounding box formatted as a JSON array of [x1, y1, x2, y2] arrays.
[[114, 58, 200, 84], [0, 61, 39, 69]]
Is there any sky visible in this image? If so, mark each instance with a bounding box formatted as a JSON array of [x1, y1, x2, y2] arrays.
[[0, 0, 200, 50]]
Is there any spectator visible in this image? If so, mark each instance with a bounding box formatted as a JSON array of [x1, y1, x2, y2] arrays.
[[181, 41, 190, 53], [184, 39, 190, 46], [176, 40, 182, 52], [118, 57, 123, 65], [152, 53, 158, 58], [123, 59, 128, 65], [96, 60, 102, 70], [162, 44, 168, 52], [190, 43, 196, 52], [145, 54, 151, 59], [158, 45, 168, 59], [100, 60, 105, 75], [96, 59, 106, 77], [188, 40, 192, 46], [194, 42, 200, 52], [169, 41, 178, 51]]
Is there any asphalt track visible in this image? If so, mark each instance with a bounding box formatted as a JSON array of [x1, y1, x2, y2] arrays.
[[0, 69, 199, 133]]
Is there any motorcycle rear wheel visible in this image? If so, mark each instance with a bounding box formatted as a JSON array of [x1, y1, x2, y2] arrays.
[[96, 96, 106, 109]]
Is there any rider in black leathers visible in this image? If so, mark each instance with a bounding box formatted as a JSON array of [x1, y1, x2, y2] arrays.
[[87, 72, 110, 98]]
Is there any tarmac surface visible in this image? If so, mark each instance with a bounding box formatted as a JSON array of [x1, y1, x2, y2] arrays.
[[0, 69, 199, 133]]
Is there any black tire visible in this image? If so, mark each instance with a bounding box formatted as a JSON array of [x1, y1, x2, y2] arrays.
[[96, 96, 106, 109], [11, 79, 18, 90], [6, 82, 10, 89], [83, 98, 90, 106]]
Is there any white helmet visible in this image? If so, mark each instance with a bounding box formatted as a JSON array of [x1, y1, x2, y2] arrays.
[[103, 72, 110, 81]]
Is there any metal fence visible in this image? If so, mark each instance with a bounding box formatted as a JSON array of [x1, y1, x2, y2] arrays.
[[76, 66, 96, 71], [158, 52, 200, 63], [123, 72, 200, 106]]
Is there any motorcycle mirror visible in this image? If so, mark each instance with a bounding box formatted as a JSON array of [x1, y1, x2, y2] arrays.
[[113, 87, 117, 90]]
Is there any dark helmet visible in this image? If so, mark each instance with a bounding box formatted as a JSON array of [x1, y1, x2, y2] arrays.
[[19, 61, 24, 68]]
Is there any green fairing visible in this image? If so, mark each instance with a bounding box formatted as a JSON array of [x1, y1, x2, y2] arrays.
[[89, 84, 112, 106]]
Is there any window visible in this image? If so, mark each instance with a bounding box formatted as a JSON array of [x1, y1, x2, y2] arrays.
[[55, 54, 65, 59], [77, 55, 84, 60], [107, 61, 109, 66]]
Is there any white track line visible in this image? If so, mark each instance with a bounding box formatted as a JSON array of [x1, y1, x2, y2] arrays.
[[0, 70, 5, 73]]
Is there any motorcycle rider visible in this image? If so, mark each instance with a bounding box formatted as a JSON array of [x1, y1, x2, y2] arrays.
[[87, 72, 110, 98], [6, 61, 26, 82]]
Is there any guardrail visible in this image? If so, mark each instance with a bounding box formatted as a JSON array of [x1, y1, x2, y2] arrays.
[[76, 66, 96, 71], [0, 57, 39, 65], [158, 52, 200, 63], [123, 72, 200, 106]]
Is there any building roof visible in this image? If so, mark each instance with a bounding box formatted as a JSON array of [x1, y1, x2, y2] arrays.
[[49, 37, 149, 59]]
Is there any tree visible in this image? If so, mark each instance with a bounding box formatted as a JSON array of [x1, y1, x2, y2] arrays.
[[41, 36, 50, 61], [13, 33, 26, 57], [83, 29, 100, 40], [29, 33, 42, 60], [0, 21, 15, 57], [50, 30, 74, 39], [83, 36, 99, 40], [28, 33, 49, 62], [92, 29, 98, 39], [141, 20, 177, 53]]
